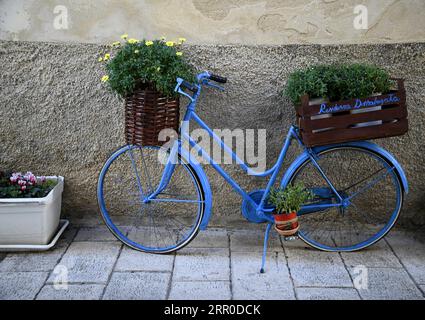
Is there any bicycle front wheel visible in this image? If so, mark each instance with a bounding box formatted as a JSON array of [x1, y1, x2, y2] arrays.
[[289, 145, 403, 252], [98, 145, 205, 253]]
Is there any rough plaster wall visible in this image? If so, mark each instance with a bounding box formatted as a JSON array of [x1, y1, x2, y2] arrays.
[[0, 40, 424, 226], [0, 0, 425, 45]]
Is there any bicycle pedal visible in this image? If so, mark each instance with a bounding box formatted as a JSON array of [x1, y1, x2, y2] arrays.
[[283, 235, 299, 241]]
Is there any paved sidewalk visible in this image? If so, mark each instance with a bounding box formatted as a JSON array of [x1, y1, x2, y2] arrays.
[[0, 224, 424, 300]]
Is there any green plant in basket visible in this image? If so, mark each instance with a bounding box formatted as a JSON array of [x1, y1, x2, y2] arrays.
[[284, 63, 392, 105], [99, 35, 195, 98]]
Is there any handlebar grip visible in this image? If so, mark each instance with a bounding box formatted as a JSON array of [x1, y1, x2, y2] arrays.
[[181, 80, 198, 93], [209, 73, 227, 84]]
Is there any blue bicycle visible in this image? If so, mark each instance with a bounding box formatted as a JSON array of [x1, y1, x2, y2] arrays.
[[98, 72, 408, 271]]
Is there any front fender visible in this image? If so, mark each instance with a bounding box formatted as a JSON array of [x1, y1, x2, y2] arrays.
[[178, 148, 213, 230], [281, 141, 408, 194]]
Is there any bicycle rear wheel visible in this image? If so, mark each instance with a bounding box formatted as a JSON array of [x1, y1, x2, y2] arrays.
[[288, 146, 403, 252], [97, 145, 205, 253]]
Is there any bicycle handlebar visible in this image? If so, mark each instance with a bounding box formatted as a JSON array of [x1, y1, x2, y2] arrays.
[[209, 73, 227, 84], [180, 79, 198, 93], [175, 71, 228, 98]]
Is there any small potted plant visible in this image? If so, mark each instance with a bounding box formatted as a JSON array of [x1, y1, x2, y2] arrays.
[[0, 171, 64, 245], [99, 35, 195, 146], [268, 183, 313, 236]]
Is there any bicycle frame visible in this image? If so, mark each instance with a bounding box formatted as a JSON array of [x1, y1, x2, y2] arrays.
[[157, 77, 345, 224]]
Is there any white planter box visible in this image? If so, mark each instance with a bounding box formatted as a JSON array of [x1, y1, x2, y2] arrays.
[[0, 176, 64, 245]]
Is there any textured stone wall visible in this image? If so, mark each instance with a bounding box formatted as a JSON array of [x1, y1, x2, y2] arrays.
[[1, 0, 425, 45], [0, 40, 424, 225]]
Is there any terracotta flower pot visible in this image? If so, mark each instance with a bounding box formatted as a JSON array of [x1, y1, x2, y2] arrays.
[[273, 211, 299, 236]]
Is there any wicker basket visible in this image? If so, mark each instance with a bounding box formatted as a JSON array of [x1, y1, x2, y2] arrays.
[[125, 85, 180, 146]]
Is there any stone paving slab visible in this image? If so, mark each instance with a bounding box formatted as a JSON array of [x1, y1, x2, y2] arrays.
[[340, 240, 402, 268], [46, 241, 121, 284], [36, 284, 105, 300], [186, 228, 229, 248], [348, 267, 423, 300], [0, 228, 77, 272], [295, 287, 360, 300], [230, 229, 282, 252], [103, 272, 170, 300], [169, 281, 231, 300], [385, 231, 425, 285], [285, 248, 353, 288], [74, 226, 121, 242], [231, 251, 295, 300], [174, 248, 230, 281], [115, 247, 174, 272], [0, 272, 48, 300]]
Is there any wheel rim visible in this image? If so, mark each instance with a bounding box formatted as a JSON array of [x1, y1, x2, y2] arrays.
[[289, 146, 402, 251], [98, 145, 204, 253]]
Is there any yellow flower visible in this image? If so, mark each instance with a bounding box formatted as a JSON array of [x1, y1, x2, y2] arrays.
[[121, 34, 128, 40], [104, 53, 110, 61], [111, 41, 121, 47], [178, 37, 186, 44], [176, 52, 183, 56], [134, 50, 139, 54], [145, 40, 154, 46], [165, 41, 174, 47], [128, 38, 139, 44], [98, 57, 103, 62], [160, 36, 166, 41], [101, 75, 109, 82]]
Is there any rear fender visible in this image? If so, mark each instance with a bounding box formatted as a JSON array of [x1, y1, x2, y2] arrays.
[[280, 141, 408, 194]]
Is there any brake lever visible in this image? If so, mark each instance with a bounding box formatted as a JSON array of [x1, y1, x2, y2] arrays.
[[203, 79, 225, 91], [177, 87, 194, 102], [174, 78, 195, 102]]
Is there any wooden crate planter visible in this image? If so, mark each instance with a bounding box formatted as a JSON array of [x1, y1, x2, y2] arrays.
[[125, 85, 180, 146], [296, 79, 408, 147]]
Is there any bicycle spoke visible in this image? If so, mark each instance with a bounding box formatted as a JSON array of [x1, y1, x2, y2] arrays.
[[149, 198, 204, 204], [128, 148, 145, 198], [348, 167, 394, 200], [140, 147, 154, 193]]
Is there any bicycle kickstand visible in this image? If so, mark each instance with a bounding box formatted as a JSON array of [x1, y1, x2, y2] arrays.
[[260, 223, 273, 274]]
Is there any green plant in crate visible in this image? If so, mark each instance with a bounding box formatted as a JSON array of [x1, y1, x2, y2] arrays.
[[99, 35, 195, 98], [284, 63, 392, 105]]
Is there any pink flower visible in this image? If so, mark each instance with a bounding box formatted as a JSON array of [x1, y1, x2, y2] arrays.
[[21, 185, 27, 191]]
